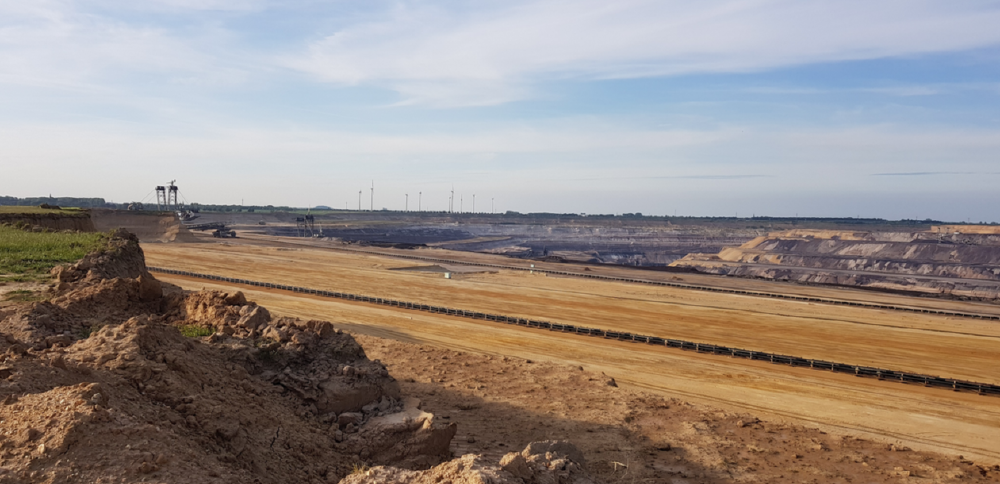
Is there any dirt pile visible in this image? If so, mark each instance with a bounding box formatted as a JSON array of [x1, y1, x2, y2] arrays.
[[340, 441, 594, 484], [0, 231, 455, 483], [1, 230, 162, 349]]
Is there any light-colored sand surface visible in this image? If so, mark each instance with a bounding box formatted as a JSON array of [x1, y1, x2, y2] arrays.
[[236, 234, 1000, 317], [143, 241, 1000, 464]]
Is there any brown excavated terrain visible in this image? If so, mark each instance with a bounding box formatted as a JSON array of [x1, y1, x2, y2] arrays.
[[0, 231, 457, 483], [4, 227, 1000, 482], [90, 210, 198, 243], [347, 335, 1000, 483], [141, 239, 1000, 467]]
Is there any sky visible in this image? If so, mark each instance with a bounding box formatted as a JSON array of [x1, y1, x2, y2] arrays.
[[2, 1, 1000, 221]]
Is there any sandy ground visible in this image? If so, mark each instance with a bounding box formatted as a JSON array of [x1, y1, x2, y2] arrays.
[[239, 234, 1000, 317], [354, 334, 1000, 483], [142, 241, 1000, 466]]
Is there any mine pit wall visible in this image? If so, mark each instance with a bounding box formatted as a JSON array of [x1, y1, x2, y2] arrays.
[[713, 234, 1000, 281], [270, 223, 760, 267], [674, 261, 1000, 302], [90, 209, 196, 243], [670, 229, 1000, 301], [0, 212, 96, 232]]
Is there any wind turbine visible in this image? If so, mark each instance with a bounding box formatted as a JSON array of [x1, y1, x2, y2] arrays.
[[419, 192, 422, 211], [370, 180, 374, 211], [473, 194, 475, 214], [492, 197, 494, 214], [358, 190, 362, 211], [450, 185, 454, 213], [405, 194, 408, 212]]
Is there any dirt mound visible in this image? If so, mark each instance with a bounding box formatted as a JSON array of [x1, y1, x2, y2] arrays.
[[0, 231, 455, 483], [49, 228, 150, 284], [340, 441, 593, 484], [1, 231, 162, 350]]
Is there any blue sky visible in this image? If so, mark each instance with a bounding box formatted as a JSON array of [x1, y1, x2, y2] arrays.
[[2, 1, 1000, 221]]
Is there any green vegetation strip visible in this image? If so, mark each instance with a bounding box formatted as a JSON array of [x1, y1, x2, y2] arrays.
[[0, 226, 106, 282], [0, 206, 88, 216]]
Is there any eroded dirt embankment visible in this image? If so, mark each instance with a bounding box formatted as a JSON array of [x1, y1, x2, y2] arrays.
[[0, 213, 95, 233], [0, 231, 456, 483], [90, 209, 196, 243]]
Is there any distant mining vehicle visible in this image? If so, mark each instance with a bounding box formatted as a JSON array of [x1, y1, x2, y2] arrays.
[[176, 210, 200, 222], [184, 221, 236, 238]]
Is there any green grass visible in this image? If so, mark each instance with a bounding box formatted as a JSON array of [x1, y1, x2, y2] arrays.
[[0, 206, 87, 216], [0, 226, 106, 282], [178, 325, 215, 338]]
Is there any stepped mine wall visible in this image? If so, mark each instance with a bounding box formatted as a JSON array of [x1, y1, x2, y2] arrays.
[[729, 238, 1000, 281], [672, 230, 1000, 299], [754, 238, 1000, 263], [307, 223, 761, 266], [682, 264, 1000, 301]]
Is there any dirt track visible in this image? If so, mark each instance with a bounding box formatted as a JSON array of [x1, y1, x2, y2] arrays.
[[142, 240, 1000, 465]]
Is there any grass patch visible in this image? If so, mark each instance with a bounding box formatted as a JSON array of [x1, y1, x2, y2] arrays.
[[178, 325, 215, 338], [0, 226, 106, 282], [350, 463, 370, 475], [0, 206, 87, 215]]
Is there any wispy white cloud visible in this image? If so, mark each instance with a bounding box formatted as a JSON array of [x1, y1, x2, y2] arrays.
[[5, 1, 1000, 107], [0, 1, 250, 91], [289, 0, 1000, 105], [871, 171, 999, 176], [859, 86, 940, 97]]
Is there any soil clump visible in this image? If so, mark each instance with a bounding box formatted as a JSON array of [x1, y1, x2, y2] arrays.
[[341, 441, 594, 484]]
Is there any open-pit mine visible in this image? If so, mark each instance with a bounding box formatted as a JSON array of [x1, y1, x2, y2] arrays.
[[2, 208, 999, 483]]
